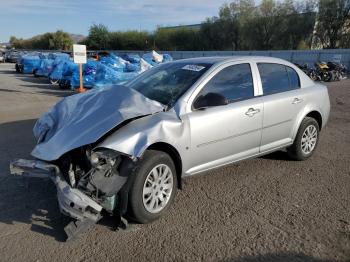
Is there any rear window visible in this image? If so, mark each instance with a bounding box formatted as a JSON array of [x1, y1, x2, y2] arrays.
[[258, 63, 300, 95]]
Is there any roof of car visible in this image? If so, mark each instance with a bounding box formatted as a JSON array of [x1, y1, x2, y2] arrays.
[[174, 56, 291, 65]]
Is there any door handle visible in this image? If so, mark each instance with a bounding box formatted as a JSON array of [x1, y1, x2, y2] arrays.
[[292, 98, 303, 104], [245, 108, 260, 117]]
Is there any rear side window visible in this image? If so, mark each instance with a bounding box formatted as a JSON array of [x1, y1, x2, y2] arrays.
[[198, 63, 254, 103], [258, 63, 300, 95], [286, 66, 300, 89]]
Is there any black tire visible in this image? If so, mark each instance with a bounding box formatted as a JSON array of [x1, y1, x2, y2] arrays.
[[128, 150, 177, 224], [323, 72, 332, 82], [58, 80, 70, 89], [309, 70, 318, 81], [287, 117, 320, 161], [33, 69, 39, 78]]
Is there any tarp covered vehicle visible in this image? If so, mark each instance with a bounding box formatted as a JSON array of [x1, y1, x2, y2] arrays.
[[17, 54, 42, 74], [36, 53, 70, 78]]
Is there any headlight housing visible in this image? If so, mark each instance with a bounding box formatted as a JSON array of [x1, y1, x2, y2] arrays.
[[89, 149, 120, 168]]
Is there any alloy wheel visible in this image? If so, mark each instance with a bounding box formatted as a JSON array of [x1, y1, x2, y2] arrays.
[[301, 125, 317, 155], [142, 164, 174, 214]]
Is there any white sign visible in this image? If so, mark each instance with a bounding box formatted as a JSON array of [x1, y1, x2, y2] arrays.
[[73, 44, 87, 64]]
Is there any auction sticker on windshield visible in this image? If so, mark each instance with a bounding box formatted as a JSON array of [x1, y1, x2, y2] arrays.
[[182, 65, 205, 72]]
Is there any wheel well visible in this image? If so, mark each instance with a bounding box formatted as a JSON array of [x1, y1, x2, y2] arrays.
[[147, 142, 182, 189], [306, 111, 323, 130]]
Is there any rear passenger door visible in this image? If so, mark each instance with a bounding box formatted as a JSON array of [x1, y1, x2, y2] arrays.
[[257, 63, 303, 152]]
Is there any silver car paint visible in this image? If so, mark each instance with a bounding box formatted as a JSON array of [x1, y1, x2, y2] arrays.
[[10, 159, 103, 222], [97, 56, 330, 176], [31, 84, 164, 161]]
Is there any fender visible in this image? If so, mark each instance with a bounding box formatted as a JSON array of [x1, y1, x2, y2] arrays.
[[95, 110, 191, 174], [291, 84, 330, 141]]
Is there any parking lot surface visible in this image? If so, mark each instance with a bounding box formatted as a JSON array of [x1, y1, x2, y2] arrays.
[[0, 63, 349, 262]]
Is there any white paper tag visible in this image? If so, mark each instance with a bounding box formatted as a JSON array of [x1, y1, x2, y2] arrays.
[[182, 65, 205, 72]]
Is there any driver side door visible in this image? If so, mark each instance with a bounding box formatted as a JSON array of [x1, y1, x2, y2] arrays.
[[185, 63, 263, 175]]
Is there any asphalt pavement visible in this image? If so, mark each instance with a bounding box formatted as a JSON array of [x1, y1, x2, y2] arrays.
[[0, 63, 349, 262]]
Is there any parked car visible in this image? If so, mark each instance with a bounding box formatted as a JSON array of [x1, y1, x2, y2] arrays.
[[11, 56, 330, 240], [0, 52, 4, 63], [6, 51, 20, 63]]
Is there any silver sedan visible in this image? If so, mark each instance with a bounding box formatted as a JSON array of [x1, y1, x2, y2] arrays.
[[11, 56, 330, 239]]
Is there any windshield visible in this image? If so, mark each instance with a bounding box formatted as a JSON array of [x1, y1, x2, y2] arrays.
[[126, 62, 212, 106]]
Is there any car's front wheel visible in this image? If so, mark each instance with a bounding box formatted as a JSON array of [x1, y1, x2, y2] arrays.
[[128, 150, 177, 224], [287, 117, 320, 161]]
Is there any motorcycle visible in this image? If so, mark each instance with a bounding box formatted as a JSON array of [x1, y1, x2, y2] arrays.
[[327, 62, 347, 81], [314, 62, 333, 82], [294, 63, 318, 81]]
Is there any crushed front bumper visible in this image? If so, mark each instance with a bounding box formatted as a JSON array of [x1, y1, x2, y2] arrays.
[[10, 159, 103, 240]]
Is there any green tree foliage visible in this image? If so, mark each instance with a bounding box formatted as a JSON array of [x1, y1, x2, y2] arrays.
[[49, 30, 73, 50], [109, 31, 153, 50], [315, 0, 350, 48], [154, 27, 201, 50], [9, 0, 348, 51], [9, 31, 73, 50], [84, 24, 110, 50]]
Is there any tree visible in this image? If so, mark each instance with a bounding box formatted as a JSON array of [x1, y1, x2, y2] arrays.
[[315, 0, 350, 48], [49, 30, 73, 50], [9, 31, 73, 50], [85, 24, 110, 50], [218, 3, 240, 50], [9, 36, 24, 49], [155, 27, 200, 51]]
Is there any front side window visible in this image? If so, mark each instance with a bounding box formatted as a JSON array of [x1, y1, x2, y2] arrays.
[[195, 63, 254, 104], [258, 63, 300, 95]]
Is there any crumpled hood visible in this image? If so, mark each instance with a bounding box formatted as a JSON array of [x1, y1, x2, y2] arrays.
[[31, 85, 164, 161]]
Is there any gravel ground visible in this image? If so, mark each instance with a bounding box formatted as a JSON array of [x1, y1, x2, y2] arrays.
[[0, 63, 349, 262]]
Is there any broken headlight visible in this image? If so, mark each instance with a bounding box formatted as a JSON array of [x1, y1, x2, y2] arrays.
[[89, 149, 120, 168], [79, 148, 125, 198]]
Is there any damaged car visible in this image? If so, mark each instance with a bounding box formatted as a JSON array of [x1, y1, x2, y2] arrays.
[[11, 56, 330, 240]]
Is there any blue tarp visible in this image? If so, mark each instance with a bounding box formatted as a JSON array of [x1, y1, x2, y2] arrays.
[[70, 59, 98, 88], [36, 59, 55, 77], [21, 55, 42, 74], [122, 54, 141, 64], [48, 53, 70, 60], [163, 54, 173, 63], [99, 54, 128, 72], [27, 50, 172, 90], [49, 60, 74, 80]]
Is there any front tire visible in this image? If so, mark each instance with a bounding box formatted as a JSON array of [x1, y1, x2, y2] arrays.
[[287, 117, 320, 161], [128, 150, 177, 224]]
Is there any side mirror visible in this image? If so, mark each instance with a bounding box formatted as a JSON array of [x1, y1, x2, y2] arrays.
[[193, 92, 228, 110]]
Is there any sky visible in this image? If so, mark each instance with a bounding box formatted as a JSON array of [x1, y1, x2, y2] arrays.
[[0, 0, 229, 42]]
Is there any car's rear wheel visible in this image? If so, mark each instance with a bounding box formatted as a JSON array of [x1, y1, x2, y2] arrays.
[[128, 150, 177, 224], [287, 117, 320, 161]]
